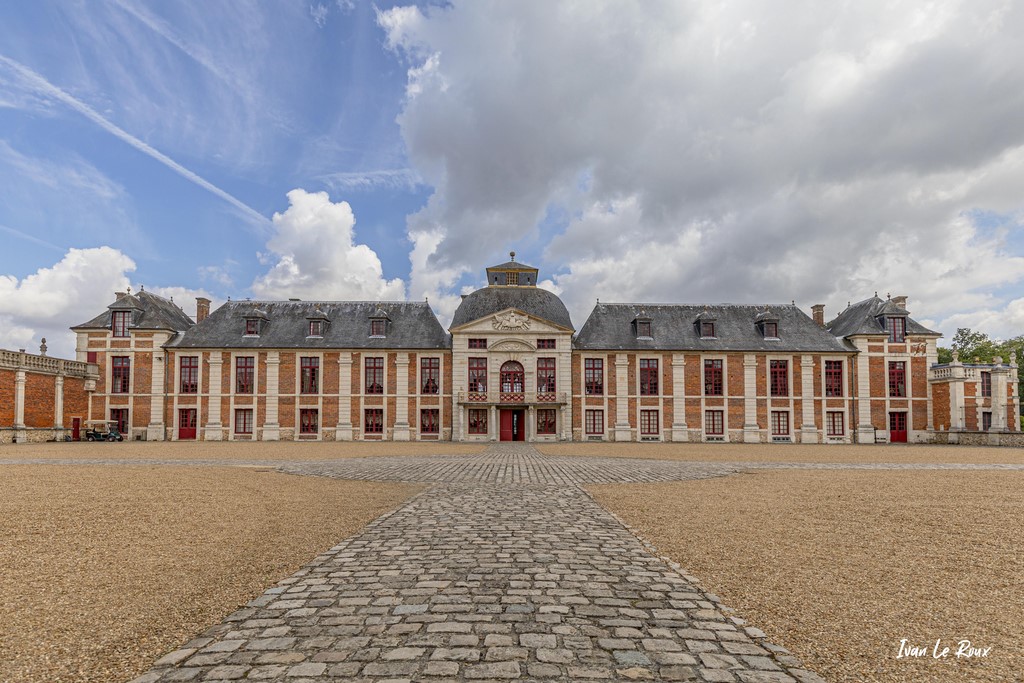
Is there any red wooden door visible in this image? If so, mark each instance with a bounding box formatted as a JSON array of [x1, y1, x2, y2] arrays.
[[500, 410, 513, 441], [71, 418, 81, 441], [889, 412, 907, 443], [179, 409, 197, 440]]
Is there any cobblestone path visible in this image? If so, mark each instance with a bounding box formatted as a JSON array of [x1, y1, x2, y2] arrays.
[[129, 444, 825, 683]]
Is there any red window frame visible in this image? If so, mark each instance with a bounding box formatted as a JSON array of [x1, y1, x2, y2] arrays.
[[468, 408, 488, 434], [536, 408, 556, 435], [179, 356, 199, 394], [888, 361, 906, 397], [308, 320, 323, 337], [981, 371, 992, 398], [637, 321, 652, 338], [640, 409, 659, 435], [112, 310, 130, 337], [364, 408, 383, 434], [888, 317, 906, 343], [827, 411, 844, 436], [537, 339, 556, 349], [825, 360, 843, 397], [421, 357, 440, 394], [701, 321, 715, 338], [639, 358, 658, 395], [469, 357, 487, 393], [585, 409, 604, 435], [110, 408, 129, 434], [365, 357, 384, 394], [585, 358, 604, 395], [236, 356, 254, 394], [468, 338, 487, 349], [982, 411, 992, 430], [420, 409, 439, 434], [370, 319, 386, 337], [235, 408, 253, 434], [770, 360, 789, 397], [301, 357, 319, 394], [245, 319, 258, 335], [771, 411, 790, 436], [704, 359, 723, 396], [87, 351, 98, 363], [705, 410, 724, 435], [537, 358, 556, 393], [111, 356, 130, 393], [299, 408, 319, 434]]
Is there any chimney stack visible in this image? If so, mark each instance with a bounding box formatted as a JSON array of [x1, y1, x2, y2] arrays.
[[196, 297, 211, 323], [811, 304, 825, 327], [891, 295, 907, 310]]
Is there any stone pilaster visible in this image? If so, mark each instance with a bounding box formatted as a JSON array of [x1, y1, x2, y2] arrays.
[[14, 369, 26, 443], [800, 355, 818, 443], [855, 342, 876, 443], [992, 360, 1010, 431], [613, 355, 631, 442], [743, 354, 759, 443], [54, 375, 65, 430], [263, 352, 280, 441], [336, 353, 353, 441], [205, 356, 223, 441], [393, 353, 411, 441], [147, 353, 166, 441], [671, 354, 688, 442]]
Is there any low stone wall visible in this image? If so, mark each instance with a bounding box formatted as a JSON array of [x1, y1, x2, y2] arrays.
[[931, 430, 1024, 447], [0, 427, 68, 444]]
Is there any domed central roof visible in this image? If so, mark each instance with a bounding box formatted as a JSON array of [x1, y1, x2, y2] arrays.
[[451, 286, 574, 330]]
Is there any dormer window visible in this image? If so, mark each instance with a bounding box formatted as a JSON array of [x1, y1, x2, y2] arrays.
[[245, 319, 259, 336], [112, 311, 130, 337], [370, 319, 386, 337], [763, 322, 778, 338], [701, 322, 715, 338], [309, 320, 324, 337], [888, 317, 906, 343], [507, 271, 519, 285], [634, 318, 652, 339]]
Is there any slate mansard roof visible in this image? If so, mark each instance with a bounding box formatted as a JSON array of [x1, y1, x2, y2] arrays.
[[73, 291, 195, 332], [575, 303, 854, 353], [170, 301, 449, 349], [827, 297, 941, 338], [451, 287, 574, 331]]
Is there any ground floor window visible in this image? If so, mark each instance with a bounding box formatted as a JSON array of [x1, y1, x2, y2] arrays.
[[468, 409, 488, 435], [705, 410, 724, 436], [982, 411, 992, 431], [585, 409, 604, 435], [771, 411, 790, 436], [827, 411, 845, 436], [640, 409, 659, 435], [110, 408, 129, 434], [421, 409, 439, 434], [235, 409, 253, 434], [300, 409, 319, 434], [536, 409, 556, 435], [365, 409, 383, 434]]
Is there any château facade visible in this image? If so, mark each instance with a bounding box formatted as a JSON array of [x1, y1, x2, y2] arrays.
[[2, 256, 1018, 445]]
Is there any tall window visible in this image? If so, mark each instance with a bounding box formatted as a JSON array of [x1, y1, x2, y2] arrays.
[[110, 408, 129, 434], [300, 409, 318, 434], [888, 361, 906, 397], [468, 338, 487, 349], [585, 359, 604, 395], [421, 409, 439, 434], [771, 411, 790, 436], [112, 311, 130, 337], [421, 357, 440, 394], [468, 408, 488, 434], [825, 360, 843, 397], [585, 409, 604, 435], [365, 357, 384, 394], [981, 371, 992, 398], [537, 339, 556, 349], [500, 361, 524, 393], [236, 356, 254, 394], [982, 412, 992, 431], [111, 356, 130, 393], [704, 359, 723, 396], [179, 356, 198, 394], [370, 319, 386, 337], [827, 411, 845, 436], [469, 358, 487, 393], [301, 357, 319, 394], [235, 408, 253, 434], [640, 359, 659, 395], [887, 317, 906, 343], [537, 409, 556, 435], [770, 360, 789, 397], [537, 358, 556, 393], [705, 410, 724, 435], [364, 408, 383, 434], [640, 409, 659, 435]]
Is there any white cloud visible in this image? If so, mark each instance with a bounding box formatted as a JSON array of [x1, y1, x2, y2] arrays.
[[380, 1, 1024, 338], [252, 189, 406, 301]]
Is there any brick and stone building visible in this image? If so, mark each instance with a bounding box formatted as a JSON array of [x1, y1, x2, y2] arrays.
[[2, 255, 1019, 444]]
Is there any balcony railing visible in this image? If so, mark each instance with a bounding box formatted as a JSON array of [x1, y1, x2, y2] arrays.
[[457, 391, 568, 405], [0, 349, 97, 378]]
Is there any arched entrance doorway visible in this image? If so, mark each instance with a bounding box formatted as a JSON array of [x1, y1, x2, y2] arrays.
[[499, 361, 526, 441]]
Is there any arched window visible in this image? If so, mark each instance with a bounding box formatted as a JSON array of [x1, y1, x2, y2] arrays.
[[500, 361, 524, 393]]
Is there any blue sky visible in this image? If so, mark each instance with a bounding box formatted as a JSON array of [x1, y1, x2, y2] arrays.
[[2, 1, 1024, 358]]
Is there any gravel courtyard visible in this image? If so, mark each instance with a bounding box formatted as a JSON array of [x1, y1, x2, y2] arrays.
[[1, 440, 1020, 682]]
